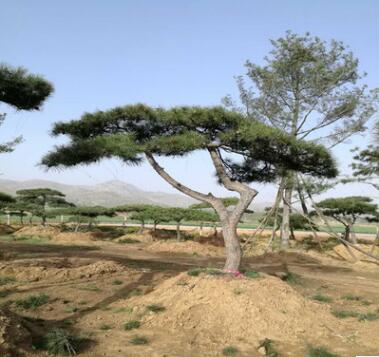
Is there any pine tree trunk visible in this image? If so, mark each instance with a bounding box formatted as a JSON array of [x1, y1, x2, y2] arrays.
[[176, 222, 181, 240], [345, 224, 357, 244], [222, 220, 241, 271], [281, 185, 293, 249]]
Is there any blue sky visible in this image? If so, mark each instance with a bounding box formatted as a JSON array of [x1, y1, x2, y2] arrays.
[[0, 0, 378, 202]]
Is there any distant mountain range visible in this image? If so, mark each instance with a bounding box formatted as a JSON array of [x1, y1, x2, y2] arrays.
[[0, 179, 270, 211], [0, 179, 196, 208]]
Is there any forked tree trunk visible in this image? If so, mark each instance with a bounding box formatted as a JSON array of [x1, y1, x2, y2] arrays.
[[144, 151, 258, 272]]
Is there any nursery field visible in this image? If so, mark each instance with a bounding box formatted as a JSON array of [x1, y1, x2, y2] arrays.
[[0, 225, 378, 357]]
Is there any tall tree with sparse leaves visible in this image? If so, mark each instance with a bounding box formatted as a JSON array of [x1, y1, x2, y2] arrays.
[[42, 104, 336, 271], [223, 32, 378, 248]]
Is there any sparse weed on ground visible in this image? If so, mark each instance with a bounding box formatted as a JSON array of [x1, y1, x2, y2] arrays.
[[130, 335, 149, 345], [64, 306, 79, 313], [0, 289, 11, 298], [77, 283, 101, 292], [15, 293, 49, 310], [118, 238, 141, 244], [99, 323, 113, 330], [43, 328, 82, 356], [146, 303, 166, 312], [233, 288, 245, 295], [358, 312, 378, 321], [244, 270, 260, 279], [341, 294, 371, 305], [187, 267, 224, 277], [124, 320, 141, 330], [222, 345, 239, 356], [332, 310, 359, 319], [128, 288, 142, 297], [331, 310, 377, 321], [307, 346, 339, 357], [312, 294, 332, 303], [114, 306, 134, 314], [258, 338, 278, 357], [112, 279, 123, 285], [282, 272, 301, 285], [0, 276, 16, 285]]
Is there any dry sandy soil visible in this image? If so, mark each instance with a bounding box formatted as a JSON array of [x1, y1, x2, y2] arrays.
[[0, 226, 378, 356]]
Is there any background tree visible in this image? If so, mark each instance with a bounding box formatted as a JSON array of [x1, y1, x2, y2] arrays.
[[59, 206, 115, 231], [42, 104, 336, 271], [16, 188, 74, 225], [316, 196, 378, 243], [0, 64, 53, 154], [188, 208, 219, 236], [0, 192, 16, 225], [223, 31, 379, 248], [129, 205, 170, 234], [114, 204, 152, 226]]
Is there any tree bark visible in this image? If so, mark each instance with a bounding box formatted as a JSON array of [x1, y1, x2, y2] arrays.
[[176, 222, 181, 240], [281, 183, 293, 249]]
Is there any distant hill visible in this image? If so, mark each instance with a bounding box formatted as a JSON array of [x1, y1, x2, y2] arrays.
[[0, 179, 196, 208]]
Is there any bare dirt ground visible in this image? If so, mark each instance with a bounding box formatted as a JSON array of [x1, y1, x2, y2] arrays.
[[0, 227, 378, 356]]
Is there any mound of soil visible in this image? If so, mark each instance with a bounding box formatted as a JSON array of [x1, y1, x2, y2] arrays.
[[332, 243, 379, 263], [13, 226, 60, 239], [0, 309, 32, 357], [52, 232, 96, 244], [0, 258, 125, 283], [115, 232, 154, 244], [127, 272, 341, 349], [0, 225, 16, 235], [145, 240, 224, 256]]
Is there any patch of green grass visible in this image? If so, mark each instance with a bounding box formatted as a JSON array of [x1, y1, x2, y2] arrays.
[[118, 238, 141, 244], [0, 290, 11, 298], [15, 293, 49, 310], [77, 283, 101, 292], [114, 306, 133, 314], [233, 288, 245, 295], [244, 270, 260, 279], [307, 346, 339, 357], [130, 335, 149, 345], [312, 294, 332, 303], [187, 268, 203, 276], [258, 338, 278, 357], [283, 272, 301, 285], [128, 288, 142, 297], [332, 310, 359, 319], [43, 328, 82, 355], [99, 323, 113, 330], [0, 276, 16, 285], [187, 267, 224, 277], [358, 312, 378, 321], [78, 300, 88, 305], [64, 306, 78, 313], [124, 320, 141, 330], [112, 279, 123, 285], [222, 345, 239, 356], [146, 304, 166, 313], [341, 294, 371, 305]]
